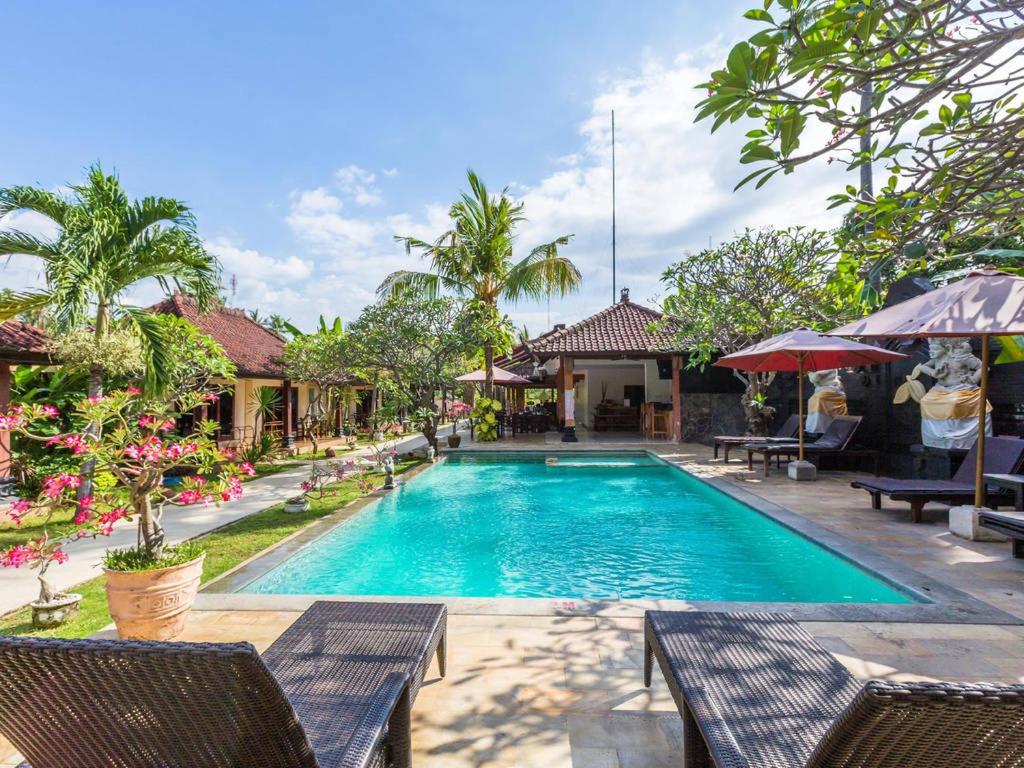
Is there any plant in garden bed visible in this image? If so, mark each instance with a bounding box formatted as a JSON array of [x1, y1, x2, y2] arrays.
[[0, 389, 252, 635], [446, 400, 471, 447], [471, 397, 502, 441], [287, 459, 361, 512]]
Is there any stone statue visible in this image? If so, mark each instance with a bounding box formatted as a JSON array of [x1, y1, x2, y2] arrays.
[[893, 337, 990, 450], [383, 456, 396, 488], [805, 369, 847, 433]]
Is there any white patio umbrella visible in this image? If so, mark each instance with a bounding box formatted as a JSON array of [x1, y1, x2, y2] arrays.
[[829, 268, 1024, 507]]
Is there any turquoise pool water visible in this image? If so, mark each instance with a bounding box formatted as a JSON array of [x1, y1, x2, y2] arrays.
[[243, 452, 914, 603]]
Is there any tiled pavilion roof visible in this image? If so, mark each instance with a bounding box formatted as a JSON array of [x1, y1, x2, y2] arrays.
[[529, 293, 681, 357], [0, 321, 51, 364], [149, 294, 287, 379]]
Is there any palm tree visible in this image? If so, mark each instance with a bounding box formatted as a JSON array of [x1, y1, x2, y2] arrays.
[[381, 170, 580, 397], [0, 165, 221, 397]]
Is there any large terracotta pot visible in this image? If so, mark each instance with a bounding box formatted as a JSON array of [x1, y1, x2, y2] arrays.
[[105, 553, 205, 640]]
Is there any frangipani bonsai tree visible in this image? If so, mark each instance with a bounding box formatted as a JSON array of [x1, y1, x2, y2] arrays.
[[0, 388, 252, 607]]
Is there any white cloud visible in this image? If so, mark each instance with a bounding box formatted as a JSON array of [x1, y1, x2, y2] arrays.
[[334, 164, 382, 206], [382, 167, 399, 178]]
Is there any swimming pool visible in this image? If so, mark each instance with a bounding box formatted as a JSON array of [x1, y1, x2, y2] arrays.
[[242, 452, 915, 604]]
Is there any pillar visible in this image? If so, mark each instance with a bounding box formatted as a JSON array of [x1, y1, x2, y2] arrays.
[[561, 356, 578, 442], [0, 363, 10, 483], [671, 355, 682, 443], [334, 396, 344, 437], [282, 379, 295, 447]]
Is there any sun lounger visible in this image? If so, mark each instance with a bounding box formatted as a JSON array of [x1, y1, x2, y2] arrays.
[[743, 415, 866, 477], [979, 508, 1024, 558], [0, 600, 447, 768], [713, 414, 800, 463], [644, 610, 1024, 768], [851, 436, 1024, 523]]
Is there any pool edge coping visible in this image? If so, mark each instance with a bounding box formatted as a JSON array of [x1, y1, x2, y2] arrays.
[[201, 446, 1022, 626]]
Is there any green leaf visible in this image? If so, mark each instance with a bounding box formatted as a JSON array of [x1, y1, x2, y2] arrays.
[[952, 93, 972, 107], [743, 8, 774, 22]]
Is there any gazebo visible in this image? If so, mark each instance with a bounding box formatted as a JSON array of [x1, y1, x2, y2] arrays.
[[0, 321, 52, 491], [498, 289, 684, 441]]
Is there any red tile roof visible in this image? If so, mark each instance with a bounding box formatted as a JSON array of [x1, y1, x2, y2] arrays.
[[529, 297, 681, 356], [149, 294, 287, 379], [0, 320, 51, 363]]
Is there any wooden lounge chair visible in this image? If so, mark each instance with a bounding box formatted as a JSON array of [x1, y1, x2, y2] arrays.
[[851, 436, 1024, 523], [979, 508, 1024, 558], [0, 600, 447, 768], [743, 415, 868, 478], [713, 414, 800, 463], [644, 610, 1024, 768]]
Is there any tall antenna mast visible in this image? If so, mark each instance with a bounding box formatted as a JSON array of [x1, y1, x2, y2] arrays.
[[611, 110, 617, 305]]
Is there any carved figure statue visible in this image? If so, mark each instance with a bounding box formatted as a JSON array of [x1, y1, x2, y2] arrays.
[[805, 369, 847, 433], [893, 337, 990, 450]]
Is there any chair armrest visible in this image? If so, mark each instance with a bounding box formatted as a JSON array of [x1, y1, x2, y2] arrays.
[[328, 671, 413, 768]]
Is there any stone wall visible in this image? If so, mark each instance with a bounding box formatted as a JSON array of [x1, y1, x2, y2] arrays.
[[679, 393, 746, 443]]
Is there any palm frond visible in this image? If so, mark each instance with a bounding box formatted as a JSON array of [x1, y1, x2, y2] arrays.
[[502, 236, 580, 302], [0, 290, 54, 323], [0, 185, 72, 226], [0, 231, 61, 261], [119, 305, 172, 396], [377, 270, 443, 299]]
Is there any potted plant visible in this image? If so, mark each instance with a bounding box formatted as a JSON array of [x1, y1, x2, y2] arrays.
[[471, 397, 502, 441], [447, 400, 471, 448], [0, 389, 252, 639]]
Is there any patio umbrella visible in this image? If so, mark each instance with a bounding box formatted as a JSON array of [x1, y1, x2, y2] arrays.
[[455, 365, 530, 385], [830, 267, 1024, 507], [714, 328, 907, 473]]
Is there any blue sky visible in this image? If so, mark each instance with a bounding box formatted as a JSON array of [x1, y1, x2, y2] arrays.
[[1, 1, 846, 333]]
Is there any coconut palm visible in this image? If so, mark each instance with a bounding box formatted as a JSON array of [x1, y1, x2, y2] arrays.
[[381, 169, 580, 396], [0, 164, 221, 397]]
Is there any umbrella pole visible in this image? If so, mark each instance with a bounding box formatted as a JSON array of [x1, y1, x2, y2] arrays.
[[798, 358, 805, 463], [974, 334, 990, 508]]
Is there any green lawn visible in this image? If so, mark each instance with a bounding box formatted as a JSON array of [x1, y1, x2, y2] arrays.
[[0, 459, 422, 639], [0, 509, 75, 551]]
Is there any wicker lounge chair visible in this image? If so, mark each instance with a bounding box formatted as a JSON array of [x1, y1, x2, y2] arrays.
[[850, 436, 1024, 523], [713, 414, 800, 463], [0, 600, 447, 768], [644, 610, 1024, 768], [979, 508, 1024, 558], [743, 415, 868, 477]]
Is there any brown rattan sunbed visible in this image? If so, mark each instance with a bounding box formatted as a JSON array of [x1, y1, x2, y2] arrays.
[[743, 415, 869, 477], [0, 600, 447, 768], [979, 508, 1024, 558], [713, 414, 800, 463], [851, 435, 1024, 523], [644, 610, 1024, 768]]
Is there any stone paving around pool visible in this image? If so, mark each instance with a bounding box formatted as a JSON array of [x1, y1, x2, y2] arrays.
[[2, 440, 1022, 768]]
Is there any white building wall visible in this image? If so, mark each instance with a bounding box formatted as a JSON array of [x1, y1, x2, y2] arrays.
[[644, 360, 673, 404]]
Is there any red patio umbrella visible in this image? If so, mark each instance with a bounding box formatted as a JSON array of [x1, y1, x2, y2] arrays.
[[830, 268, 1024, 507], [714, 328, 907, 467]]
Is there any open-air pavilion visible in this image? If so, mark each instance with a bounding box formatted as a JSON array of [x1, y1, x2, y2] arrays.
[[496, 288, 684, 441]]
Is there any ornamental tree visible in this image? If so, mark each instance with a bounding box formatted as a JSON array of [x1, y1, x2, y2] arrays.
[[657, 227, 856, 435], [282, 326, 359, 455], [0, 389, 252, 605], [699, 1, 1024, 296], [349, 295, 479, 451]]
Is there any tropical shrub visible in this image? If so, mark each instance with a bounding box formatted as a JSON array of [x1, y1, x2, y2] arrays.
[[0, 389, 252, 605], [471, 397, 502, 441]]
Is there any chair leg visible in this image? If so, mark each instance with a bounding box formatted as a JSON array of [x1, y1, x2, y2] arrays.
[[643, 638, 654, 688], [386, 684, 413, 768], [1013, 539, 1024, 559], [910, 500, 925, 524], [713, 442, 719, 460], [682, 699, 714, 768], [747, 451, 753, 472], [763, 453, 770, 478], [871, 492, 881, 511], [436, 630, 447, 678]]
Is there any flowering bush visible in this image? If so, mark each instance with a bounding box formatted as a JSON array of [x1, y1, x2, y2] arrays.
[[0, 389, 250, 605], [297, 459, 359, 501], [471, 397, 502, 441], [448, 400, 471, 432]]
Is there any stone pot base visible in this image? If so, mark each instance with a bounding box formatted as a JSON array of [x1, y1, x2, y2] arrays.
[[31, 593, 82, 629], [949, 505, 1009, 542], [284, 499, 311, 513], [105, 553, 205, 641], [787, 460, 818, 481]]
